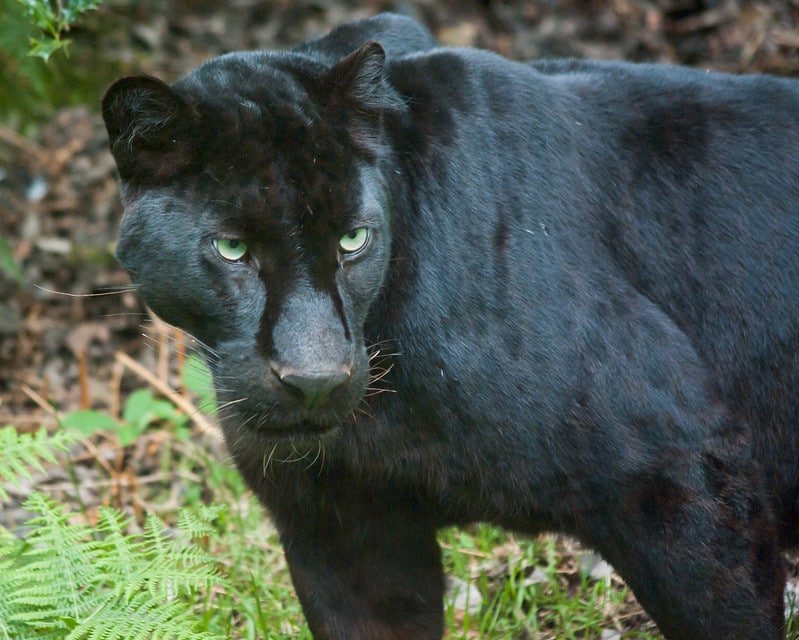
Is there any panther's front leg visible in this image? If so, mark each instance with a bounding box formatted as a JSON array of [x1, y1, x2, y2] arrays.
[[583, 443, 785, 640], [566, 292, 787, 639], [248, 465, 446, 640]]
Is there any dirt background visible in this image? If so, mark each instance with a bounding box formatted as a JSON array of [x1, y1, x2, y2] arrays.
[[0, 0, 798, 634]]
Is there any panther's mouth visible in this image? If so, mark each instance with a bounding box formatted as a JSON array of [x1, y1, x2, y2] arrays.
[[213, 373, 365, 446], [259, 419, 342, 441], [222, 402, 348, 445]]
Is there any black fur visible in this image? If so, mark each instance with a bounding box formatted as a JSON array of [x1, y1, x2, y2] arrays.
[[102, 13, 799, 639]]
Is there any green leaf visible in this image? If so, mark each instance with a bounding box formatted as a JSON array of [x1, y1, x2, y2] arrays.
[[0, 426, 78, 501], [60, 0, 101, 25], [150, 398, 179, 421], [0, 235, 23, 284], [114, 425, 143, 447], [16, 0, 101, 60], [122, 389, 155, 428], [28, 35, 70, 61], [59, 615, 79, 630], [174, 419, 191, 442], [182, 353, 216, 412], [61, 410, 119, 436], [16, 0, 57, 27]]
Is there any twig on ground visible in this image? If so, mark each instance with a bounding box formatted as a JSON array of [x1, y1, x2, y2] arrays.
[[21, 384, 62, 420], [0, 123, 49, 165], [114, 351, 215, 433]]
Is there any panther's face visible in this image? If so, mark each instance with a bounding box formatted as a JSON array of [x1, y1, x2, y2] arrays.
[[103, 43, 404, 445]]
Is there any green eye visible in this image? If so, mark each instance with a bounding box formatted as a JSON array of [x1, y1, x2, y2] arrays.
[[213, 238, 248, 262], [339, 228, 369, 254]]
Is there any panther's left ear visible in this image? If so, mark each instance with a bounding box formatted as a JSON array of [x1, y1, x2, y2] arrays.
[[322, 41, 406, 152], [102, 75, 201, 182]]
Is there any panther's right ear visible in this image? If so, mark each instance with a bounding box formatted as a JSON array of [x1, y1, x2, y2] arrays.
[[102, 75, 201, 181], [322, 41, 407, 155]]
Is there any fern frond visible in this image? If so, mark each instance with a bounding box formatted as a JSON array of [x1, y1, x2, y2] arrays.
[[67, 508, 227, 640], [3, 499, 232, 639], [90, 507, 148, 584], [0, 526, 27, 640], [67, 590, 223, 640], [175, 504, 224, 541], [0, 424, 236, 639], [109, 512, 220, 603], [0, 426, 78, 502], [10, 493, 101, 628]]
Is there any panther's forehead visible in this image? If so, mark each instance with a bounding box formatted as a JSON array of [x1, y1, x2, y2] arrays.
[[176, 59, 346, 172], [165, 56, 365, 236], [197, 141, 361, 244], [198, 159, 381, 252], [175, 51, 325, 120]]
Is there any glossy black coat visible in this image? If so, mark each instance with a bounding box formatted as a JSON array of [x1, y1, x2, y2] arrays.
[[103, 14, 799, 639]]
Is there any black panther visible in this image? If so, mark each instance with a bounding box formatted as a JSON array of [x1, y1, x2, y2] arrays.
[[102, 13, 799, 639]]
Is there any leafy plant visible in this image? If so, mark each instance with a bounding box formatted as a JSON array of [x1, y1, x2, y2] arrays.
[[61, 388, 191, 446], [0, 423, 77, 502], [2, 494, 226, 639], [0, 0, 108, 281], [16, 0, 102, 60], [0, 236, 24, 285], [1, 0, 119, 128], [0, 424, 230, 640], [0, 386, 309, 639]]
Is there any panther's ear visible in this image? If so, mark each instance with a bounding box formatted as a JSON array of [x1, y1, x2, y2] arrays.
[[323, 41, 406, 153], [102, 75, 201, 181]]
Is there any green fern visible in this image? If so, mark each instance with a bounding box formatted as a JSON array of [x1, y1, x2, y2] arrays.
[[7, 494, 101, 633], [68, 590, 217, 640], [99, 507, 222, 604], [0, 427, 84, 639], [0, 425, 231, 639], [0, 425, 78, 502], [0, 527, 25, 640], [1, 494, 229, 639]]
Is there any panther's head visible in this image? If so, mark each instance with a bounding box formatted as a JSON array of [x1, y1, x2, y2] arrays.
[[102, 43, 406, 445]]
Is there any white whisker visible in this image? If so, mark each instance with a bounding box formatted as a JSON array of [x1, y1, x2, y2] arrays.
[[34, 284, 137, 297]]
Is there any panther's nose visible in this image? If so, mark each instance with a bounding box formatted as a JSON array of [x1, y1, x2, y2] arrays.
[[273, 365, 352, 409]]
